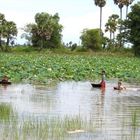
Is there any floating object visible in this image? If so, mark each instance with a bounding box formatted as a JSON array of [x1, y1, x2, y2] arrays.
[[114, 87, 120, 90], [114, 87, 125, 90], [0, 81, 11, 85], [91, 83, 101, 88], [67, 129, 85, 134]]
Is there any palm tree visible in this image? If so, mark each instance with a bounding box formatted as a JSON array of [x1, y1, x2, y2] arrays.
[[113, 0, 124, 20], [4, 21, 17, 46], [113, 0, 126, 47], [0, 13, 5, 47], [93, 0, 106, 35], [123, 0, 134, 19], [105, 14, 119, 41]]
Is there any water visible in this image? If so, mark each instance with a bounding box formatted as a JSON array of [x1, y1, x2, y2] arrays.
[[0, 81, 140, 140]]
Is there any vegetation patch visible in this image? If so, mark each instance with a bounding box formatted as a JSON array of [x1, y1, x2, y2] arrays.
[[0, 52, 140, 84], [0, 103, 14, 121], [0, 115, 95, 140]]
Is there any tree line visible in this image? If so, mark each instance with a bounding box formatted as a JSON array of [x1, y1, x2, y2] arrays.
[[0, 13, 17, 51], [0, 1, 140, 56], [80, 1, 140, 56]]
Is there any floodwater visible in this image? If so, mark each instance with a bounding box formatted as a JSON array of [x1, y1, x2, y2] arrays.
[[0, 81, 140, 140]]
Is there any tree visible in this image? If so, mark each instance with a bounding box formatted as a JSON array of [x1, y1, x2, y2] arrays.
[[3, 21, 17, 46], [113, 0, 124, 20], [125, 2, 140, 56], [113, 0, 125, 47], [21, 24, 33, 45], [80, 28, 102, 51], [0, 13, 17, 50], [0, 13, 5, 48], [23, 12, 63, 50], [105, 14, 119, 40], [93, 0, 106, 35], [123, 0, 134, 19]]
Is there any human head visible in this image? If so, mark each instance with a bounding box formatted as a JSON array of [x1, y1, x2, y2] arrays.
[[118, 80, 122, 86], [3, 75, 8, 80], [102, 70, 105, 74]]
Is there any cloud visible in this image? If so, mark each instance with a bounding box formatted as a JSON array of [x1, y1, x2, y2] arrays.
[[60, 5, 115, 43], [1, 0, 138, 44]]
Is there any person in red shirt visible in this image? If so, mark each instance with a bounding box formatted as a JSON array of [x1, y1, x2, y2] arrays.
[[100, 70, 106, 88]]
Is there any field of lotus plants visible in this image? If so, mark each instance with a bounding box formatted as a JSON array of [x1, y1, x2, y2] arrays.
[[0, 52, 140, 84]]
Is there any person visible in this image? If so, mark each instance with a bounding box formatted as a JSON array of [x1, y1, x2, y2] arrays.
[[1, 75, 9, 82], [100, 70, 106, 88], [114, 80, 126, 90], [91, 70, 106, 88]]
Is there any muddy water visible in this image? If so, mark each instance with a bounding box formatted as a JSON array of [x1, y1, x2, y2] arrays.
[[0, 81, 140, 140]]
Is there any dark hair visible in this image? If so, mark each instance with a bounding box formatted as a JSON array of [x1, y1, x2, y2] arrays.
[[118, 80, 122, 85], [102, 70, 105, 73]]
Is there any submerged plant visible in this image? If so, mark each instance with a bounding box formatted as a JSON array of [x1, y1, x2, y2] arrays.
[[131, 110, 138, 127], [0, 115, 95, 140], [0, 103, 14, 121]]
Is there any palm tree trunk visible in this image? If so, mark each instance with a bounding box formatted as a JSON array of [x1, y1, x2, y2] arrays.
[[6, 37, 10, 46], [126, 5, 128, 19], [109, 31, 112, 48], [100, 7, 102, 36], [113, 32, 115, 45], [119, 7, 123, 47], [120, 7, 122, 21], [0, 36, 2, 47], [110, 31, 112, 40]]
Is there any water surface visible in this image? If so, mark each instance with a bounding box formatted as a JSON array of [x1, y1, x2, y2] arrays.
[[0, 81, 140, 140]]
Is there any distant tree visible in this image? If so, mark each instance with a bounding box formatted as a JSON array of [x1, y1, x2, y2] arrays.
[[113, 0, 125, 47], [3, 21, 17, 46], [71, 43, 77, 51], [93, 0, 106, 35], [113, 0, 124, 20], [105, 14, 119, 41], [23, 12, 63, 50], [21, 24, 33, 45], [0, 13, 17, 51], [102, 36, 110, 49], [49, 13, 63, 48], [123, 0, 135, 19], [125, 2, 140, 56], [0, 13, 5, 48], [80, 28, 102, 51], [69, 41, 72, 47]]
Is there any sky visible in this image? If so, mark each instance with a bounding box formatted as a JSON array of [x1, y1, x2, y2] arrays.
[[0, 0, 139, 45]]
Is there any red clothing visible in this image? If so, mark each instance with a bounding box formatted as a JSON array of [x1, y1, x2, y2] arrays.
[[100, 80, 105, 88]]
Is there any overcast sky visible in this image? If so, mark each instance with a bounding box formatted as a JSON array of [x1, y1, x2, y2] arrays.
[[0, 0, 139, 44]]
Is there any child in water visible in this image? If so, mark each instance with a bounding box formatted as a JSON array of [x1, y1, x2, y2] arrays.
[[100, 70, 106, 88], [1, 75, 8, 82], [1, 75, 9, 82], [114, 80, 126, 90]]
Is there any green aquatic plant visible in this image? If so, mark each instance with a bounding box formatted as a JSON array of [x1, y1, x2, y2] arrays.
[[0, 52, 140, 84], [131, 110, 138, 128], [121, 109, 140, 140], [0, 103, 14, 121], [0, 115, 96, 140], [130, 109, 140, 140]]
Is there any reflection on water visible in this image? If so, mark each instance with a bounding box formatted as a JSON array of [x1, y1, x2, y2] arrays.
[[0, 81, 140, 140]]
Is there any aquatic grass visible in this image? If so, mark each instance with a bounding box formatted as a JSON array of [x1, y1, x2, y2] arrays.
[[0, 115, 96, 140], [0, 103, 14, 121], [121, 109, 140, 140], [131, 110, 138, 128], [130, 110, 140, 140]]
